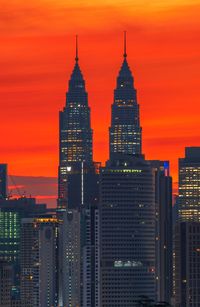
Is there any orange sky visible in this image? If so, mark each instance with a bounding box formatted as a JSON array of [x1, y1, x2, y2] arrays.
[[0, 0, 200, 190]]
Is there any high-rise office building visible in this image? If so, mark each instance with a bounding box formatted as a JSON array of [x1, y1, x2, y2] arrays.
[[58, 37, 95, 209], [58, 210, 81, 307], [20, 217, 59, 307], [174, 147, 200, 306], [0, 261, 13, 306], [81, 206, 100, 307], [150, 160, 173, 304], [57, 39, 100, 307], [0, 261, 21, 306], [100, 154, 156, 307], [100, 35, 156, 306], [0, 164, 7, 199], [58, 206, 100, 307], [174, 222, 200, 307], [0, 198, 50, 263], [109, 32, 142, 159], [178, 147, 200, 221], [0, 197, 54, 301]]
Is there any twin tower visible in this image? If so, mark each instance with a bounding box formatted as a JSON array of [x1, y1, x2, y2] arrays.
[[58, 33, 142, 208]]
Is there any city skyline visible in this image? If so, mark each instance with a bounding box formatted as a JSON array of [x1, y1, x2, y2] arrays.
[[0, 0, 199, 206], [0, 2, 199, 305]]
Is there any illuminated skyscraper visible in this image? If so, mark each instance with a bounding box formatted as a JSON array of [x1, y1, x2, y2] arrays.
[[0, 198, 49, 263], [58, 37, 94, 209], [174, 147, 200, 306], [109, 32, 142, 159], [178, 147, 200, 221], [0, 197, 53, 302], [57, 38, 100, 307]]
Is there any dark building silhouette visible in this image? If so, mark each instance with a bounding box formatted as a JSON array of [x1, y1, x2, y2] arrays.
[[109, 32, 142, 159], [174, 147, 200, 306], [100, 154, 156, 307], [174, 222, 200, 307], [150, 160, 173, 304], [20, 217, 59, 307], [0, 164, 7, 199], [0, 261, 14, 306], [0, 261, 21, 306]]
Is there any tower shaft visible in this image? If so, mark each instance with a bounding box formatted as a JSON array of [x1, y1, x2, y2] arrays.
[[109, 34, 142, 158]]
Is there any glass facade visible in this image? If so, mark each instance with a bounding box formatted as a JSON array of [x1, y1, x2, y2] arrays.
[[0, 211, 20, 262], [58, 55, 93, 208], [178, 147, 200, 221], [100, 155, 156, 307], [109, 53, 142, 158]]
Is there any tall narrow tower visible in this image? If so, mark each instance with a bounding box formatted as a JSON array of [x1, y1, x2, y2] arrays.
[[109, 32, 142, 159], [58, 37, 93, 209]]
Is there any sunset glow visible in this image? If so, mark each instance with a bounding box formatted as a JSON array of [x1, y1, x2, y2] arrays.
[[1, 0, 200, 202]]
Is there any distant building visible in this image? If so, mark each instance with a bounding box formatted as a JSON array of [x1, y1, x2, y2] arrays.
[[58, 207, 100, 307], [0, 261, 20, 307], [0, 197, 54, 301], [150, 160, 173, 304], [58, 210, 81, 307], [178, 147, 200, 221], [174, 147, 200, 306], [81, 206, 100, 307], [0, 261, 13, 306], [174, 222, 200, 306], [20, 217, 59, 307], [100, 154, 156, 306], [0, 164, 7, 199], [0, 198, 49, 263]]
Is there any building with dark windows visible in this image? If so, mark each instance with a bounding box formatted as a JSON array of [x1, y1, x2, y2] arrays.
[[174, 222, 200, 307], [0, 261, 21, 306], [0, 261, 14, 306], [58, 37, 99, 210], [178, 147, 200, 221], [150, 160, 173, 304], [81, 206, 100, 307], [174, 147, 200, 306], [109, 32, 142, 159], [100, 154, 156, 307], [0, 164, 7, 199], [20, 217, 59, 307]]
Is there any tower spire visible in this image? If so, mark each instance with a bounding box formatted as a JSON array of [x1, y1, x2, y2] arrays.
[[75, 35, 79, 63], [123, 31, 127, 59]]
